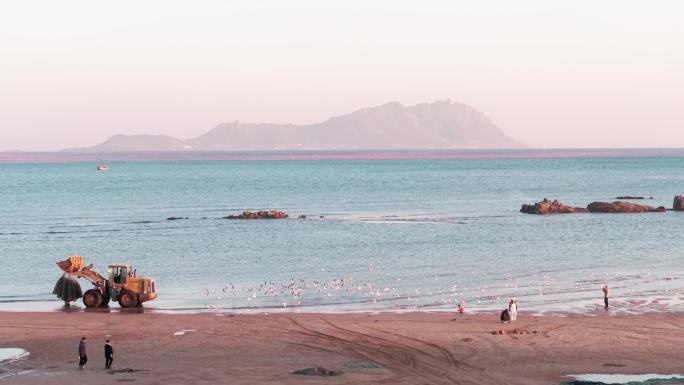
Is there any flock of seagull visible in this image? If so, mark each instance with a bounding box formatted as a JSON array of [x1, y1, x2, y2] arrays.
[[195, 268, 681, 313], [199, 267, 548, 311]]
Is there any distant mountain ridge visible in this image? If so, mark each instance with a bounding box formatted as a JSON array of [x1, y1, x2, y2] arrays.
[[71, 100, 525, 151]]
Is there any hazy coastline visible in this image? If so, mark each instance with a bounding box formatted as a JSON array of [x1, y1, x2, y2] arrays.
[[4, 148, 684, 164]]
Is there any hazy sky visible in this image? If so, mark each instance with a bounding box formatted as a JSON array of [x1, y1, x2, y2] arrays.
[[1, 1, 682, 151]]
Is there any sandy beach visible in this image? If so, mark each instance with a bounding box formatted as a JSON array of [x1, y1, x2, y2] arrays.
[[0, 310, 682, 384]]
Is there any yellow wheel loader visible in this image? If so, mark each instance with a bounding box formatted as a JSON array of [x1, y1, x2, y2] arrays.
[[56, 256, 157, 308]]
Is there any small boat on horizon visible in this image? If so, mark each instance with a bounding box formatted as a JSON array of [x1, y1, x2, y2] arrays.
[[96, 164, 109, 171]]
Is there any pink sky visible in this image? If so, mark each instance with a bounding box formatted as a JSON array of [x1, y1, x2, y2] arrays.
[[1, 1, 682, 151]]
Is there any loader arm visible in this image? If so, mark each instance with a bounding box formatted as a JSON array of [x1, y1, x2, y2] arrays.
[[72, 265, 107, 285]]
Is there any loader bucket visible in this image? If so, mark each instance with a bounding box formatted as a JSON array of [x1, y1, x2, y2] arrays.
[[56, 256, 84, 273]]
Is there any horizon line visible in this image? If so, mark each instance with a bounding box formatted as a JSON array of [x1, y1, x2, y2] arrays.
[[2, 148, 684, 164]]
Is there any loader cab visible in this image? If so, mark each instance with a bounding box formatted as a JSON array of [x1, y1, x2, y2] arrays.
[[108, 264, 131, 285]]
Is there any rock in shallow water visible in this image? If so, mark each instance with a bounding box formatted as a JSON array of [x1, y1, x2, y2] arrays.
[[520, 198, 588, 214], [522, 199, 667, 214], [586, 201, 666, 213], [222, 210, 289, 219]]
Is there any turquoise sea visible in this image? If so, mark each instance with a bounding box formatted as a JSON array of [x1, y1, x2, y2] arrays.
[[1, 149, 682, 314]]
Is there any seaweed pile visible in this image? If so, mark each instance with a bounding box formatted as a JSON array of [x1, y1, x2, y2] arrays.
[[52, 274, 82, 302]]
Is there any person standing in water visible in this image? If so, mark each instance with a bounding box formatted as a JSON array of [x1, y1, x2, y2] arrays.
[[78, 337, 87, 369], [603, 285, 609, 309], [104, 339, 113, 369]]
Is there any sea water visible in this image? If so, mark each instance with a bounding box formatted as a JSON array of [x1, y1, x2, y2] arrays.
[[565, 373, 684, 385], [0, 149, 683, 313], [0, 348, 29, 362]]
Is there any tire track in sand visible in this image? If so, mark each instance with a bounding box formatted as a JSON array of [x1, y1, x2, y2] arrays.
[[322, 318, 496, 384], [284, 315, 419, 380], [287, 316, 490, 385]]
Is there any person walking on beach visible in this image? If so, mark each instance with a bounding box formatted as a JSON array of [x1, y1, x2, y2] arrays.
[[104, 339, 113, 369], [78, 337, 87, 369], [603, 285, 609, 309]]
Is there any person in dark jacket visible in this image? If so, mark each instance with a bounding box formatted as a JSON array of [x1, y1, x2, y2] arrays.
[[104, 340, 113, 369], [78, 337, 87, 369]]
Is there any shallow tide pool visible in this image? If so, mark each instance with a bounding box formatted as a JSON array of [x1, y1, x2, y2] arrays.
[[0, 348, 29, 362], [565, 373, 684, 385]]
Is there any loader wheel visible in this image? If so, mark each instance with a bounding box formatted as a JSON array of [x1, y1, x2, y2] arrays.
[[118, 290, 139, 308], [100, 292, 111, 307], [83, 289, 102, 308]]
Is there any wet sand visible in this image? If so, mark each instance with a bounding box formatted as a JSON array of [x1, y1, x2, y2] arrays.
[[0, 311, 682, 384]]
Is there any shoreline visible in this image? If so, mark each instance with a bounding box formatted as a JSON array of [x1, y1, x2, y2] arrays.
[[1, 311, 683, 384], [1, 295, 681, 317], [1, 302, 681, 317], [1, 291, 680, 316]]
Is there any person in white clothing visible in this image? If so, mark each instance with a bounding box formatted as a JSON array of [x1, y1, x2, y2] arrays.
[[508, 298, 518, 322]]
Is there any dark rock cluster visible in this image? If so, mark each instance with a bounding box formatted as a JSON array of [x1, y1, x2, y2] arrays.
[[586, 201, 665, 213], [520, 198, 588, 214], [222, 210, 289, 219], [292, 367, 342, 376], [521, 198, 666, 214]]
